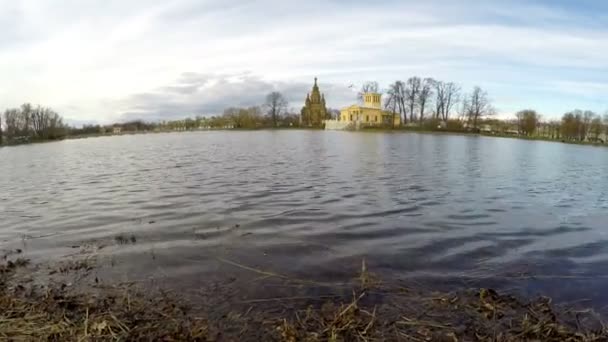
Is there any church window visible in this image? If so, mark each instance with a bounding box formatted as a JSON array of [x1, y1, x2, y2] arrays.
[[366, 115, 369, 122], [350, 115, 353, 121]]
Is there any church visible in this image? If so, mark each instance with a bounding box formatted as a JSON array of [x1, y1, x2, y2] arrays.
[[300, 78, 328, 127]]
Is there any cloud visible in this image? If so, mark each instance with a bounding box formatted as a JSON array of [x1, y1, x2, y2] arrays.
[[115, 73, 355, 122], [1, 0, 607, 123]]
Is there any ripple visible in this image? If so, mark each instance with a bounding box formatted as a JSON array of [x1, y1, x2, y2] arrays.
[[2, 131, 608, 308]]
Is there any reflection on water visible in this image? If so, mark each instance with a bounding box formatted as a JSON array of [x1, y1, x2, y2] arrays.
[[2, 131, 608, 307]]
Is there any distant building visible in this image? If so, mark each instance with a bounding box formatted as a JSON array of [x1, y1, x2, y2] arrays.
[[339, 93, 401, 127], [301, 78, 328, 127], [112, 126, 122, 134]]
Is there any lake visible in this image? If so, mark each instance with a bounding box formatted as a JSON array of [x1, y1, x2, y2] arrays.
[[2, 131, 608, 310]]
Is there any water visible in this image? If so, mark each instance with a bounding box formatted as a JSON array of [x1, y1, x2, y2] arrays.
[[2, 131, 608, 308]]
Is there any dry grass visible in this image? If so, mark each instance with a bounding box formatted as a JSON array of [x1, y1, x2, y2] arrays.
[[1, 257, 607, 341], [0, 286, 209, 341], [1, 258, 209, 341]]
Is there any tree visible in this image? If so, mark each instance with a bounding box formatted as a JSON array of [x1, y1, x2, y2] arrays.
[[516, 109, 539, 136], [21, 103, 32, 137], [561, 111, 581, 141], [386, 81, 407, 125], [548, 120, 561, 140], [590, 115, 603, 141], [581, 110, 595, 141], [384, 85, 399, 128], [327, 108, 340, 120], [432, 81, 460, 122], [464, 86, 494, 129], [264, 91, 288, 128], [404, 77, 421, 123], [357, 81, 379, 102], [418, 78, 433, 123], [1, 104, 67, 142], [443, 83, 461, 122]]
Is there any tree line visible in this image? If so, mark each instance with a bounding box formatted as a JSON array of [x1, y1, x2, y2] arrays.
[[510, 109, 608, 142], [1, 103, 68, 144], [0, 92, 302, 144], [368, 77, 495, 129], [2, 89, 607, 146], [59, 92, 307, 137]]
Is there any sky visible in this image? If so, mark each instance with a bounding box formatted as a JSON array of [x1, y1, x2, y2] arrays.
[[1, 0, 607, 125]]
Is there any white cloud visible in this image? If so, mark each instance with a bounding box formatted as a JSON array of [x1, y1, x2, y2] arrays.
[[0, 0, 607, 123], [115, 73, 355, 122]]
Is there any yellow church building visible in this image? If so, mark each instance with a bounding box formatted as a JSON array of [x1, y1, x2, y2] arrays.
[[339, 92, 401, 127]]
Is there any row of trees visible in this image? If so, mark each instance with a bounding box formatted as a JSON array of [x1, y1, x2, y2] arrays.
[[3, 90, 606, 145], [376, 78, 494, 129], [1, 104, 67, 143], [173, 92, 301, 129], [374, 78, 608, 143], [491, 109, 608, 143], [60, 91, 301, 137], [559, 110, 608, 142]]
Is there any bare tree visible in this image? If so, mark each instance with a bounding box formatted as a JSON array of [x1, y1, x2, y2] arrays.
[[3, 108, 19, 139], [386, 81, 408, 125], [385, 85, 399, 128], [21, 103, 32, 136], [581, 110, 595, 141], [418, 78, 433, 123], [357, 81, 379, 102], [264, 91, 288, 128], [433, 81, 445, 120], [2, 104, 67, 142], [326, 108, 341, 120], [590, 115, 603, 141], [31, 105, 51, 138], [443, 83, 461, 122], [432, 81, 461, 122], [404, 77, 421, 123], [464, 86, 494, 129], [603, 113, 608, 139], [396, 81, 407, 125]]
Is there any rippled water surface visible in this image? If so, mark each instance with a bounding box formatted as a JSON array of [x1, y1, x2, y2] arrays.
[[2, 131, 608, 306]]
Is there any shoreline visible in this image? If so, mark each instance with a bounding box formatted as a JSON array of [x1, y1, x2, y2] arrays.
[[2, 126, 607, 150], [2, 252, 606, 341]]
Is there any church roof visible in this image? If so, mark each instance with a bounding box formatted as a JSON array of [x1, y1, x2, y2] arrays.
[[341, 104, 383, 111]]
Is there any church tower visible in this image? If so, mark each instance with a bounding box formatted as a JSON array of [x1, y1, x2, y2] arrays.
[[301, 77, 328, 127], [363, 92, 382, 109]]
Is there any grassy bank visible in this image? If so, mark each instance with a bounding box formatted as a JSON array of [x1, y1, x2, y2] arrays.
[[2, 253, 606, 341]]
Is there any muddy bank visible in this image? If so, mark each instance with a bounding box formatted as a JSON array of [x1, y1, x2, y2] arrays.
[[1, 253, 607, 342]]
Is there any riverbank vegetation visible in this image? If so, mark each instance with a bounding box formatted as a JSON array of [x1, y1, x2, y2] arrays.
[[0, 104, 68, 145], [2, 253, 607, 341], [2, 82, 607, 147]]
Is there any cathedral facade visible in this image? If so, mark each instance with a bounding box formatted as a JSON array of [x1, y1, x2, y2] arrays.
[[301, 78, 328, 127]]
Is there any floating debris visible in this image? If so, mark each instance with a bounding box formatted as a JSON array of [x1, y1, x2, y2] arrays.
[[114, 234, 137, 245]]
